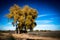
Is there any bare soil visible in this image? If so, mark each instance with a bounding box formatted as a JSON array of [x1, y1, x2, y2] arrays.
[[0, 33, 60, 40]]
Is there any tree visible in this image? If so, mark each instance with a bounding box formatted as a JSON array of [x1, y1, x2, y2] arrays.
[[6, 4, 38, 34]]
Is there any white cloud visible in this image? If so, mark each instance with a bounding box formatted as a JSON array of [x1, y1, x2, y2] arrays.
[[35, 20, 53, 24], [34, 24, 60, 30], [0, 25, 16, 30], [3, 25, 16, 30], [1, 22, 16, 30], [38, 14, 47, 18], [38, 14, 56, 18], [8, 22, 12, 24]]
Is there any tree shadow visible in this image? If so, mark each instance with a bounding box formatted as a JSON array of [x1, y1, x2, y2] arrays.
[[7, 33, 16, 40], [27, 39, 43, 40]]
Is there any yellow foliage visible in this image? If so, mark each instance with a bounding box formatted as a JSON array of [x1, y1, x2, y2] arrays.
[[6, 4, 38, 31], [26, 15, 32, 19], [6, 13, 13, 18], [25, 19, 32, 26], [18, 16, 25, 23], [22, 5, 30, 12]]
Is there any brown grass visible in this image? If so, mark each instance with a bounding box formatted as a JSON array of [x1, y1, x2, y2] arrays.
[[0, 32, 60, 40]]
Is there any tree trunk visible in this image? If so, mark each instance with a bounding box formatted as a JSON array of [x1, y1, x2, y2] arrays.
[[30, 27, 33, 32], [18, 28, 20, 34], [24, 26, 27, 33]]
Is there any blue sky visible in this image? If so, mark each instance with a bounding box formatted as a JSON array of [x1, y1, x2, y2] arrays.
[[0, 0, 60, 30]]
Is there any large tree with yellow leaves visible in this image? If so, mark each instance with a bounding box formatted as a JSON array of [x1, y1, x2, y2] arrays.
[[6, 4, 38, 33]]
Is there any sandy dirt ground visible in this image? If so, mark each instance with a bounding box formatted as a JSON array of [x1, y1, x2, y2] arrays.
[[0, 33, 60, 40], [12, 33, 60, 40]]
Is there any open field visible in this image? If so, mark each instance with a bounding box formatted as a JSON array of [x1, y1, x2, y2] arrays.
[[0, 31, 60, 40], [28, 31, 60, 38]]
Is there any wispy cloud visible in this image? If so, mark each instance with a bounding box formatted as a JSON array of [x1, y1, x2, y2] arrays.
[[35, 20, 53, 24], [38, 14, 47, 18], [38, 14, 56, 18], [4, 25, 15, 30], [34, 24, 60, 30], [0, 22, 16, 30], [8, 22, 12, 24]]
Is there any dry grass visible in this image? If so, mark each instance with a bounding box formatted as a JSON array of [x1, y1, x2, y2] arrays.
[[0, 33, 60, 40], [12, 33, 60, 40]]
